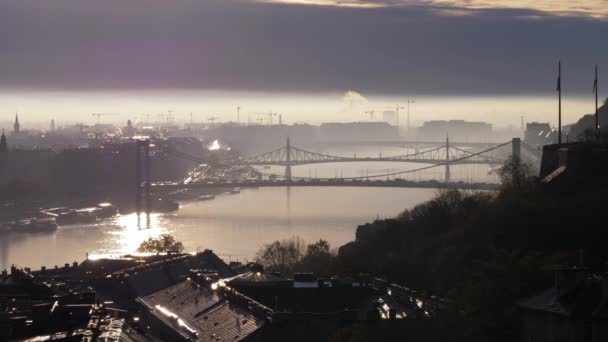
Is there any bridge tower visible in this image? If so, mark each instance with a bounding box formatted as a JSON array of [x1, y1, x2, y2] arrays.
[[445, 135, 451, 183], [135, 140, 151, 227], [511, 137, 521, 186], [285, 136, 292, 182]]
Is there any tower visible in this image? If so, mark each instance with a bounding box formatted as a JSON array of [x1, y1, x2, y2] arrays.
[[0, 130, 7, 176], [445, 135, 451, 183], [0, 130, 7, 152], [135, 140, 151, 227], [285, 137, 292, 183], [50, 119, 56, 132], [13, 113, 20, 134]]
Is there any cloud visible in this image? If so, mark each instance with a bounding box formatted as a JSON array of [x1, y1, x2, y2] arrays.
[[258, 0, 608, 19], [343, 91, 369, 105], [0, 0, 606, 95]]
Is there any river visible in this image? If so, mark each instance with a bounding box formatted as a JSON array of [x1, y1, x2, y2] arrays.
[[0, 187, 442, 270], [1, 142, 505, 270]]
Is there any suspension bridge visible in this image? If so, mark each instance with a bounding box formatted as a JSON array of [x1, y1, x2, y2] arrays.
[[152, 137, 542, 190]]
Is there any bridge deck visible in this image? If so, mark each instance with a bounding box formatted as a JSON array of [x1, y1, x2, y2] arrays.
[[236, 158, 502, 166], [154, 180, 500, 191]]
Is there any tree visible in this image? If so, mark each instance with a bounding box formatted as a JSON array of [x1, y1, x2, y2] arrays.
[[255, 237, 305, 273], [298, 239, 335, 275], [305, 239, 331, 257], [137, 234, 185, 254], [498, 157, 534, 189]]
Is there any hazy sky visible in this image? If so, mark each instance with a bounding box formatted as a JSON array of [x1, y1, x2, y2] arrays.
[[0, 0, 606, 127]]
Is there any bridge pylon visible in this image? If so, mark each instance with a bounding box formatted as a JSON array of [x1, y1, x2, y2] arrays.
[[445, 135, 451, 182], [135, 140, 151, 227], [511, 137, 521, 186], [285, 136, 292, 182]]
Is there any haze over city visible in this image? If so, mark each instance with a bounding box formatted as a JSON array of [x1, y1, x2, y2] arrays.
[[1, 0, 607, 129], [1, 1, 608, 341]]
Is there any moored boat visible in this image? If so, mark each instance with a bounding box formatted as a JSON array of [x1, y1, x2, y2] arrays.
[[12, 218, 58, 232], [196, 195, 215, 201]]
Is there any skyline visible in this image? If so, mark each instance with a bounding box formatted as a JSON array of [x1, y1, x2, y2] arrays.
[[0, 91, 603, 131]]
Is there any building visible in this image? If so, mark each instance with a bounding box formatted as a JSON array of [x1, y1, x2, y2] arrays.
[[0, 131, 6, 153], [383, 111, 396, 126], [137, 277, 267, 341], [519, 269, 608, 342], [417, 120, 492, 142], [319, 122, 398, 141], [13, 114, 20, 134], [136, 265, 384, 341], [525, 122, 557, 149]]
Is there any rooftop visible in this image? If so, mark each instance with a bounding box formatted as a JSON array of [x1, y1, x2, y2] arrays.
[[138, 280, 265, 341]]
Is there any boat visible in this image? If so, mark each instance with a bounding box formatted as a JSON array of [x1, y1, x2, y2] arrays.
[[94, 202, 118, 219], [150, 198, 180, 213], [196, 195, 216, 201], [231, 187, 241, 194], [55, 209, 97, 226], [13, 218, 58, 232]]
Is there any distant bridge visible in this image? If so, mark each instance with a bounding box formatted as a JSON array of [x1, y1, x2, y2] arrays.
[[228, 137, 504, 167], [153, 179, 500, 191], [169, 137, 541, 185]]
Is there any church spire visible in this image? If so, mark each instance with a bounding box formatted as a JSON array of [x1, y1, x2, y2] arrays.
[[13, 113, 20, 134], [0, 130, 7, 152]]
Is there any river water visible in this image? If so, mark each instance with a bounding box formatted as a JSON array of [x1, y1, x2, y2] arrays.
[[0, 187, 439, 270], [0, 144, 504, 270]]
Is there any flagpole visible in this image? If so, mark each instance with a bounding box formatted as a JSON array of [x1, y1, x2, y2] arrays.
[[558, 61, 562, 145], [595, 65, 599, 141]]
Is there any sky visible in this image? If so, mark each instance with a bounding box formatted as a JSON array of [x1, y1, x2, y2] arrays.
[[0, 0, 606, 128]]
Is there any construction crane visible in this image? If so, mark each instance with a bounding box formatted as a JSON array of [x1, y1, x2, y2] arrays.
[[91, 113, 117, 124], [255, 112, 278, 125]]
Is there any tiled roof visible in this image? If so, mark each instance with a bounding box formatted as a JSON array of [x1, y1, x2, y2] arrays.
[[227, 271, 289, 285], [139, 280, 265, 341]]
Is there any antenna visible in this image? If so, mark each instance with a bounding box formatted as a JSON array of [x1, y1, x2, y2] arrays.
[[557, 61, 562, 144], [594, 64, 599, 140]]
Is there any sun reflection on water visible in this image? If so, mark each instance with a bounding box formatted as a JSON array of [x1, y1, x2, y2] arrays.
[[112, 213, 169, 254]]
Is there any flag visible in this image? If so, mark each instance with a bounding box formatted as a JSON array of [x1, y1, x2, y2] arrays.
[[593, 65, 598, 94], [556, 61, 561, 92]]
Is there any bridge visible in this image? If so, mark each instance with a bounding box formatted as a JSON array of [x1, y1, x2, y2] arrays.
[[163, 137, 541, 186], [131, 137, 540, 227], [230, 137, 504, 167], [153, 179, 501, 191]]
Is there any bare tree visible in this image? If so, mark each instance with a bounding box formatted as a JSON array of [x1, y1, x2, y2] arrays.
[[255, 237, 305, 273]]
